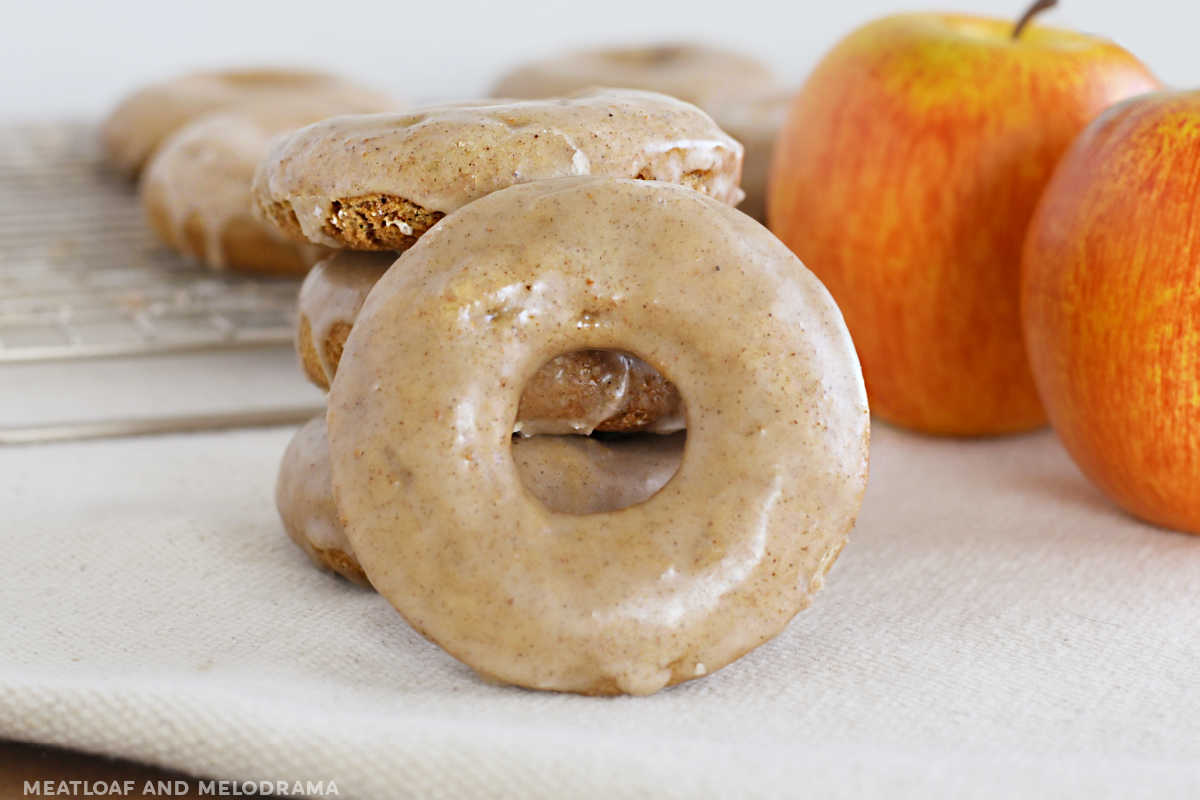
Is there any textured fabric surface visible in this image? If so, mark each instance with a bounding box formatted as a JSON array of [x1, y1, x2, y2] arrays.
[[1, 423, 1198, 798]]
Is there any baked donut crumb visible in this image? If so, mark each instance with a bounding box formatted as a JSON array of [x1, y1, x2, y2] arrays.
[[321, 194, 446, 251]]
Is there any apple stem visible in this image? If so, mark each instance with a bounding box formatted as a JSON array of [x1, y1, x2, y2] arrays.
[[1012, 0, 1058, 40]]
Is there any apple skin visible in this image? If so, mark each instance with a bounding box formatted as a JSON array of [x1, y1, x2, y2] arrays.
[[1022, 91, 1200, 534], [768, 13, 1160, 435]]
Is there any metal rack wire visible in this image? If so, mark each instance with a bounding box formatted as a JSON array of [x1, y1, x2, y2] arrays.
[[0, 121, 321, 442]]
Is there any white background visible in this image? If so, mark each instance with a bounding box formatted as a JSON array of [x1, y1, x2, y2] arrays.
[[3, 0, 1196, 117]]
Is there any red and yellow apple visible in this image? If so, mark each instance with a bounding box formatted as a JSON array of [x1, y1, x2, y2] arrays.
[[1022, 90, 1200, 534], [768, 8, 1160, 435]]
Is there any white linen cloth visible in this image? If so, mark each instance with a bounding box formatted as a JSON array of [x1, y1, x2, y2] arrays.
[[2, 416, 1199, 798]]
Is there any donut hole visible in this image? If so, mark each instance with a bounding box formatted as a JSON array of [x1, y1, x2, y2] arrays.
[[513, 431, 684, 514], [512, 348, 686, 514]]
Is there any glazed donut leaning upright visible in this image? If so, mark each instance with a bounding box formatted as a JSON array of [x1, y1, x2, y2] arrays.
[[296, 251, 683, 434], [251, 89, 744, 252], [327, 176, 869, 695], [102, 68, 394, 176]]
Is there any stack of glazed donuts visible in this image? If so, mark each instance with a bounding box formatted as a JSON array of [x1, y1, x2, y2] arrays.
[[263, 87, 750, 580], [255, 88, 870, 696], [267, 87, 751, 590], [105, 56, 870, 696]]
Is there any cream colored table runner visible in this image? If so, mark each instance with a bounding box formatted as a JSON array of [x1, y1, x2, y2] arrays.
[[2, 420, 1197, 798]]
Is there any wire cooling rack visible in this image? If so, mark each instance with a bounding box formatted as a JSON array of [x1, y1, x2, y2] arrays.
[[0, 122, 302, 361], [0, 121, 321, 442]]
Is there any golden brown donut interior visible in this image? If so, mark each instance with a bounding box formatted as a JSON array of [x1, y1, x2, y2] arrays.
[[320, 194, 446, 251]]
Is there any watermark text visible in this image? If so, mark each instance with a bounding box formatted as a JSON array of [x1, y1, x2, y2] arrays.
[[23, 779, 339, 796]]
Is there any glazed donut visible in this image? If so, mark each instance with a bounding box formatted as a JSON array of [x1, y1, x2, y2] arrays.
[[277, 415, 686, 584], [276, 415, 369, 586], [102, 68, 394, 176], [139, 107, 342, 274], [251, 89, 744, 251], [141, 93, 397, 273], [488, 47, 784, 222], [296, 251, 683, 433], [327, 177, 869, 695], [707, 90, 792, 223], [491, 43, 775, 108], [295, 251, 395, 387]]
